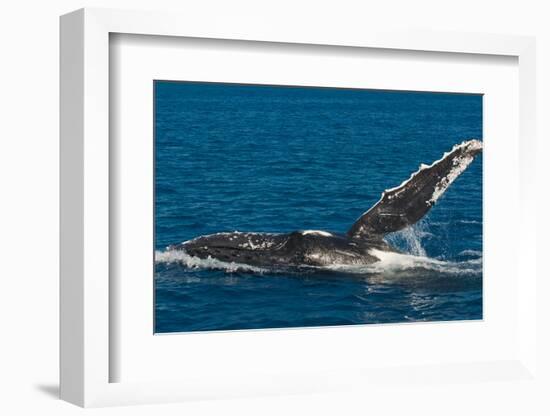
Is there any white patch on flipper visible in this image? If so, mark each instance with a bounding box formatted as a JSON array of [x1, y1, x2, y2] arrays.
[[386, 139, 482, 201], [429, 155, 474, 203], [301, 230, 332, 237], [355, 139, 482, 224]]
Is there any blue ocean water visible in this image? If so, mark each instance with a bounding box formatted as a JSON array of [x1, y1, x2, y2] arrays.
[[154, 81, 482, 333]]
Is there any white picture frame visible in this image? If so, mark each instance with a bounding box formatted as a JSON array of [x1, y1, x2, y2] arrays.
[[60, 7, 538, 407]]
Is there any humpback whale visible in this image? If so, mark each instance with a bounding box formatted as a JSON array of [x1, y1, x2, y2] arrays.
[[167, 139, 482, 269]]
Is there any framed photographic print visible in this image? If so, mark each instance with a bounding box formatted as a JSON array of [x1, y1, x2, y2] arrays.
[[153, 80, 483, 334], [60, 8, 538, 407]]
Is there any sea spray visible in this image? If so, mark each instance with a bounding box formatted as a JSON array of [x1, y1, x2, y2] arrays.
[[384, 221, 431, 257]]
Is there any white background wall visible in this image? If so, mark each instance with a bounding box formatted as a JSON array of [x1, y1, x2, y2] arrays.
[[0, 1, 548, 414]]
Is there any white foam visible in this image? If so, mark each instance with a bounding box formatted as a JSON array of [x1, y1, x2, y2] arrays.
[[368, 249, 481, 275], [156, 244, 481, 277], [155, 249, 269, 274], [322, 249, 482, 276], [369, 249, 445, 268], [459, 249, 483, 257], [458, 220, 481, 225]]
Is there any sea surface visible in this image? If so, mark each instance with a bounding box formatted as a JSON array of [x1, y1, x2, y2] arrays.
[[154, 81, 483, 333]]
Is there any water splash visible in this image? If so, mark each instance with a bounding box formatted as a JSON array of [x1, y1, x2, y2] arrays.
[[384, 221, 430, 257]]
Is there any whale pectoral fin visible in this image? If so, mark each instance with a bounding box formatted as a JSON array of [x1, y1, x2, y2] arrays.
[[347, 139, 482, 239]]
